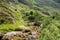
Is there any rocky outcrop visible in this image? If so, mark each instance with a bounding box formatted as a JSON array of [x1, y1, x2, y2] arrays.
[[0, 32, 4, 40], [2, 31, 38, 40], [0, 26, 38, 40]]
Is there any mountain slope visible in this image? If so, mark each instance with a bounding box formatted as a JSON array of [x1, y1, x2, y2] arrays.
[[17, 0, 60, 9], [0, 0, 60, 40]]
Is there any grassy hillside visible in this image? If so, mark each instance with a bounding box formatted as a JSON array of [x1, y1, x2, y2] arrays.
[[0, 0, 60, 40]]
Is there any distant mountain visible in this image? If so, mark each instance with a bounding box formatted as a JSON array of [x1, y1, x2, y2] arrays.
[[1, 0, 60, 9], [53, 0, 60, 3], [17, 0, 60, 9]]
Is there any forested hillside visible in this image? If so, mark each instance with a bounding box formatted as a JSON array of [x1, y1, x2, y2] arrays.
[[0, 0, 60, 40]]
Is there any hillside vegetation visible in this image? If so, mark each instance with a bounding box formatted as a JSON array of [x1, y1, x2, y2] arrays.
[[0, 0, 60, 40]]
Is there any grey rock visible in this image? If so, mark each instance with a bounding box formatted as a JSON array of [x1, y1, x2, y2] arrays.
[[0, 32, 4, 40], [2, 31, 38, 40]]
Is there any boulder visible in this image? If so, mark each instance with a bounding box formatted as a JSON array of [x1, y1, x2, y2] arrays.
[[2, 31, 38, 40], [0, 32, 4, 40]]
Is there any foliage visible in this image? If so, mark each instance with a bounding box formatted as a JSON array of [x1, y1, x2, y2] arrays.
[[0, 0, 60, 40]]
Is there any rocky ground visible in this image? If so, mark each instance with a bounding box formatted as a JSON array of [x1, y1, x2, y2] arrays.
[[0, 26, 40, 40]]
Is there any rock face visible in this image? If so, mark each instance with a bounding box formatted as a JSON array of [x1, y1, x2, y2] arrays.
[[0, 32, 4, 40], [0, 26, 39, 40], [2, 31, 38, 40]]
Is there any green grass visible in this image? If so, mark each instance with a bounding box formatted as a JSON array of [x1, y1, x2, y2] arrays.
[[0, 20, 27, 33]]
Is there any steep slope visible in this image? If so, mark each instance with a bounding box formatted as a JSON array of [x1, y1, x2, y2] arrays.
[[35, 0, 60, 8], [17, 0, 60, 9], [15, 0, 60, 16], [0, 1, 27, 33], [0, 0, 60, 40]]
